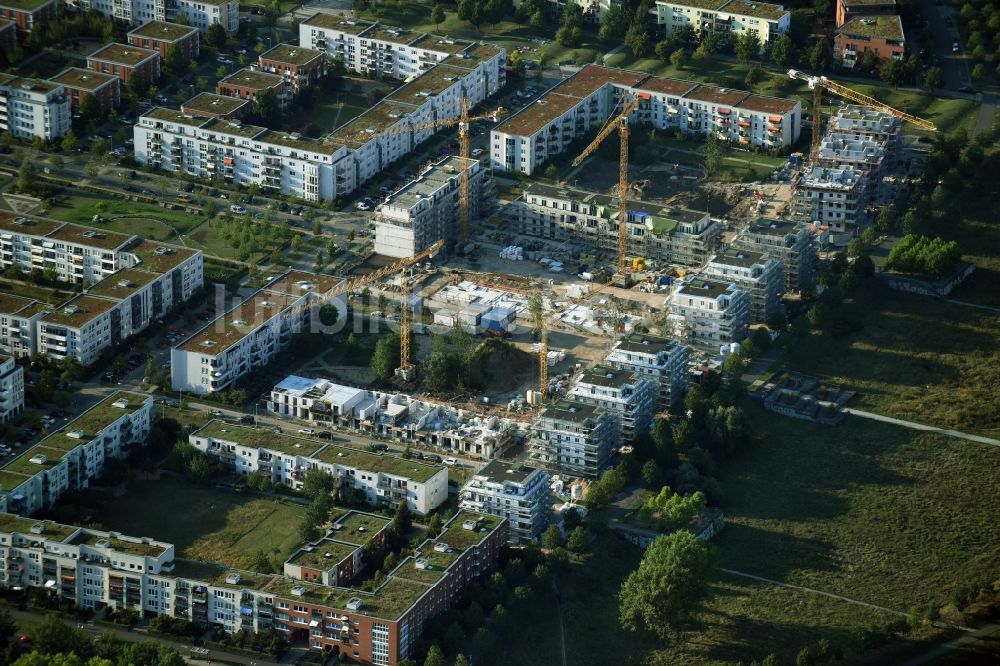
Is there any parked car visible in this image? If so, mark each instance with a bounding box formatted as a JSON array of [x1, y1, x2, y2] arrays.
[[239, 415, 255, 424], [298, 428, 317, 436], [444, 457, 458, 466], [278, 201, 289, 212], [229, 204, 246, 215], [953, 39, 960, 52], [213, 409, 224, 417], [471, 147, 484, 157], [425, 454, 442, 463], [318, 431, 333, 440], [371, 443, 390, 452]]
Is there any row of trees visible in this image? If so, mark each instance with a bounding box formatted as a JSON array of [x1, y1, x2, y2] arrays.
[[884, 234, 963, 278]]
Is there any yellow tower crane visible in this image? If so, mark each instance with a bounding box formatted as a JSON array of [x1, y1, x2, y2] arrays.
[[394, 240, 445, 381], [787, 69, 937, 156], [571, 95, 641, 284], [347, 99, 506, 246]]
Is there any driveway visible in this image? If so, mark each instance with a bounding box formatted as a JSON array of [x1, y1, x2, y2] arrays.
[[916, 0, 971, 90]]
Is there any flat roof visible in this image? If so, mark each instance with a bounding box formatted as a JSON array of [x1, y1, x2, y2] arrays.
[[43, 391, 147, 442], [49, 67, 118, 91], [193, 421, 326, 458], [409, 33, 471, 54], [838, 15, 904, 41], [302, 14, 374, 34], [40, 295, 120, 329], [710, 247, 765, 268], [331, 512, 391, 546], [0, 513, 76, 541], [218, 68, 284, 91], [181, 92, 249, 117], [264, 270, 343, 298], [739, 94, 798, 115], [47, 223, 134, 250], [87, 268, 159, 299], [543, 398, 603, 423], [200, 117, 266, 139], [474, 459, 538, 485], [441, 42, 502, 68], [128, 20, 198, 41], [178, 292, 300, 354], [142, 107, 210, 127], [69, 530, 168, 557], [722, 0, 789, 20], [524, 183, 707, 227], [88, 43, 158, 67], [0, 213, 63, 236], [0, 0, 55, 12], [0, 291, 41, 316], [288, 539, 358, 569], [5, 445, 71, 474], [842, 0, 895, 5], [311, 443, 444, 483], [365, 24, 416, 44], [437, 511, 504, 552], [256, 128, 332, 150], [747, 217, 802, 236], [660, 0, 729, 10], [640, 75, 699, 97], [614, 333, 682, 354], [328, 100, 418, 146], [386, 65, 468, 104], [126, 239, 199, 273], [576, 365, 637, 388], [260, 43, 325, 66], [0, 470, 31, 493], [676, 277, 733, 299], [495, 93, 581, 138], [684, 84, 751, 107], [555, 64, 648, 98]]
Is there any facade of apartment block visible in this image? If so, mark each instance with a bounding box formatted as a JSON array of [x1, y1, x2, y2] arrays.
[[0, 74, 71, 141], [0, 0, 56, 35], [791, 166, 867, 241], [0, 392, 153, 516], [127, 20, 200, 60], [86, 43, 161, 84], [515, 183, 720, 267], [816, 135, 886, 176], [258, 43, 327, 91], [0, 355, 23, 424], [529, 398, 618, 478], [171, 271, 343, 394], [49, 68, 120, 114], [491, 64, 800, 176], [80, 0, 238, 33], [604, 334, 691, 409], [828, 104, 901, 149], [834, 15, 905, 71], [703, 247, 784, 324], [568, 366, 656, 444], [374, 155, 490, 258], [653, 0, 791, 45], [459, 460, 550, 545], [733, 217, 818, 293], [667, 278, 751, 347], [189, 420, 449, 515], [0, 293, 46, 358]]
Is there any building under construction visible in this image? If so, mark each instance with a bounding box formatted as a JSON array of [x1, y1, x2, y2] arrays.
[[732, 217, 819, 293], [513, 183, 720, 268]]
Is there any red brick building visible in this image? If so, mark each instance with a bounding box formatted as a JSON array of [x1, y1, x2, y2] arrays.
[[86, 43, 161, 85], [216, 68, 291, 109], [258, 43, 327, 92], [834, 15, 905, 72], [127, 20, 200, 61], [0, 19, 14, 52], [49, 67, 120, 113], [0, 0, 56, 37], [180, 92, 249, 120], [835, 0, 896, 27]]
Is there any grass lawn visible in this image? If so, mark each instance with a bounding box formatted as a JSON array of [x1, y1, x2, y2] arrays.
[[92, 476, 306, 569], [784, 283, 1000, 436], [0, 278, 75, 304], [47, 193, 205, 239], [185, 218, 285, 262], [282, 91, 370, 135]]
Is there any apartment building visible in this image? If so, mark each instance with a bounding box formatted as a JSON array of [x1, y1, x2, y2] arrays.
[[667, 278, 751, 347], [515, 182, 720, 267], [792, 166, 867, 241], [179, 92, 248, 120], [127, 20, 200, 60], [568, 366, 655, 445], [604, 334, 690, 409], [0, 355, 23, 424], [0, 293, 46, 358], [134, 109, 353, 201], [0, 19, 13, 51], [86, 43, 161, 85], [0, 392, 153, 516], [49, 68, 120, 114], [258, 43, 327, 92], [0, 0, 56, 36], [284, 512, 391, 586], [216, 68, 292, 110], [836, 0, 896, 26], [529, 398, 618, 478], [299, 15, 506, 89], [491, 64, 800, 176], [816, 135, 886, 176], [733, 217, 818, 292], [828, 104, 902, 150], [80, 0, 238, 33], [0, 74, 70, 141], [171, 271, 343, 394], [459, 460, 550, 545], [835, 15, 905, 71], [190, 420, 448, 515], [374, 156, 490, 259], [703, 247, 783, 324], [653, 0, 791, 45], [269, 375, 515, 459]]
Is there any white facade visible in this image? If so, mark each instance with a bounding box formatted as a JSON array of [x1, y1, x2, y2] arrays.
[[604, 334, 690, 409], [0, 355, 23, 424], [459, 460, 549, 544], [568, 366, 656, 444], [828, 104, 902, 148], [667, 278, 750, 347], [189, 421, 449, 515], [653, 0, 791, 45], [80, 0, 238, 32], [792, 166, 867, 242], [171, 271, 344, 394], [529, 398, 618, 478], [491, 64, 800, 176], [374, 155, 490, 258], [0, 75, 71, 141], [816, 135, 886, 176], [703, 247, 783, 324], [734, 217, 818, 293], [0, 294, 46, 359]]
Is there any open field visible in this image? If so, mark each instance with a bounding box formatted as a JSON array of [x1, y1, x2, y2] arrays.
[[282, 90, 370, 135], [48, 193, 204, 239], [185, 218, 286, 262], [92, 477, 306, 569], [784, 284, 1000, 437]]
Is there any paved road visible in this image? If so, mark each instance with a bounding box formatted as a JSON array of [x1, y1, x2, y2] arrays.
[[916, 0, 971, 90], [843, 408, 1000, 447], [902, 622, 1000, 665]]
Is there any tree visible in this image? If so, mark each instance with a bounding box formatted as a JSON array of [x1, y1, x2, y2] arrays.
[[454, 655, 470, 666], [164, 43, 185, 74], [599, 3, 627, 43], [619, 531, 718, 638], [31, 613, 89, 656], [693, 41, 711, 64], [641, 459, 662, 486], [542, 524, 563, 549], [79, 94, 100, 122], [703, 132, 723, 179], [556, 2, 583, 47], [567, 526, 588, 553], [770, 34, 795, 66], [745, 67, 764, 90], [427, 513, 443, 536], [734, 31, 761, 63], [859, 49, 876, 74], [880, 58, 908, 86], [216, 64, 228, 79], [543, 163, 559, 181], [0, 607, 16, 645], [485, 0, 510, 26], [18, 159, 37, 194], [458, 0, 485, 29], [206, 22, 227, 49], [652, 417, 678, 469], [302, 469, 333, 500], [422, 350, 460, 393], [250, 549, 274, 573], [923, 65, 944, 92], [61, 130, 79, 153], [431, 3, 445, 29], [971, 63, 986, 85], [319, 303, 339, 326], [670, 47, 690, 70], [392, 497, 412, 534], [639, 486, 706, 531], [423, 645, 446, 666], [625, 22, 653, 58], [808, 39, 830, 71]]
